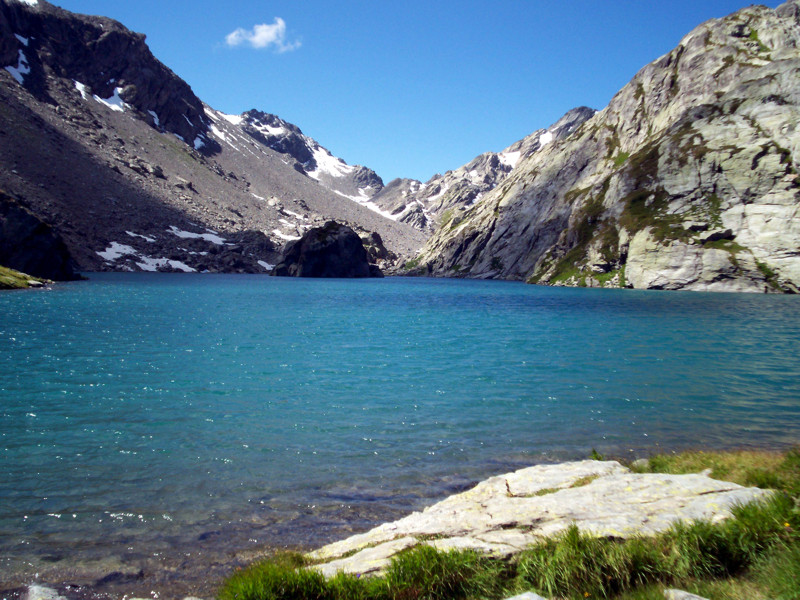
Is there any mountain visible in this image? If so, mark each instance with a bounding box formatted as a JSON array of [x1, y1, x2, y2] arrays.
[[0, 0, 425, 274], [411, 1, 800, 293], [370, 107, 596, 233]]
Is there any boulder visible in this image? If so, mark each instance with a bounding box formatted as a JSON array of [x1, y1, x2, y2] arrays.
[[272, 221, 383, 278], [0, 190, 78, 280]]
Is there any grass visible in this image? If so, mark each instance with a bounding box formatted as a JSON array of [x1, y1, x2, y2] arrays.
[[613, 152, 630, 167], [748, 29, 770, 53], [756, 259, 782, 291], [0, 264, 49, 289], [218, 448, 800, 600], [633, 448, 800, 497], [402, 258, 421, 270]]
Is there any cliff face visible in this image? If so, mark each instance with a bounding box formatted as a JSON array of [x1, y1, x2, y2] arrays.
[[412, 1, 800, 293], [0, 189, 78, 281]]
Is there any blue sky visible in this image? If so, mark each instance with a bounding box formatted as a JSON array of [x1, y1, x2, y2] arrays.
[[53, 0, 782, 183]]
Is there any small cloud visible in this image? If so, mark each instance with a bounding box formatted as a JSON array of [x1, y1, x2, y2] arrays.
[[225, 17, 301, 52]]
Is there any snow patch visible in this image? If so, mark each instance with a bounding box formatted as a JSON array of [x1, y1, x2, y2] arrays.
[[16, 0, 38, 6], [539, 131, 554, 146], [14, 34, 29, 46], [74, 81, 88, 99], [194, 136, 206, 150], [258, 261, 275, 272], [136, 257, 195, 273], [126, 231, 156, 243], [97, 242, 137, 262], [209, 124, 241, 151], [306, 145, 356, 180], [499, 151, 521, 169], [283, 209, 307, 220], [249, 118, 287, 137], [425, 182, 451, 204], [94, 87, 127, 112], [272, 229, 301, 241], [168, 226, 226, 245], [98, 241, 194, 272], [219, 112, 243, 126], [5, 49, 30, 84], [148, 110, 160, 128], [333, 189, 398, 221]]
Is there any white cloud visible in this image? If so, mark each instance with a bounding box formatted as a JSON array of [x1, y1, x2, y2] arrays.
[[225, 17, 301, 52]]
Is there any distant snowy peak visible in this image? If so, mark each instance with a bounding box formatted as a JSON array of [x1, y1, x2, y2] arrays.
[[369, 106, 597, 233], [231, 108, 386, 210]]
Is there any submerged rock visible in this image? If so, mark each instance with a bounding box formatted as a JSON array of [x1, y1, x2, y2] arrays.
[[307, 460, 771, 577], [272, 221, 383, 278], [24, 586, 67, 600]]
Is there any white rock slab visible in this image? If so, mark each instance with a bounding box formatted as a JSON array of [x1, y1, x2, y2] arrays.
[[308, 460, 771, 577]]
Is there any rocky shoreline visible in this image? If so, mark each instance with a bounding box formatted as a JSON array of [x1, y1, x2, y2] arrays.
[[4, 459, 772, 600]]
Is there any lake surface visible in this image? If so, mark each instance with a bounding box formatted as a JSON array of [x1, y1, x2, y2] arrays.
[[1, 274, 799, 594]]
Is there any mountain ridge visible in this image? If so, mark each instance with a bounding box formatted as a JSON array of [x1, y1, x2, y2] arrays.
[[0, 0, 426, 274]]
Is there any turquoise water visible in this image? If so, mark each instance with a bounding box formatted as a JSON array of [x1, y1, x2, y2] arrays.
[[1, 274, 799, 590]]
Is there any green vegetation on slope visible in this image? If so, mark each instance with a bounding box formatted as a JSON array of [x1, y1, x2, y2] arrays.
[[218, 448, 800, 600], [0, 265, 49, 290]]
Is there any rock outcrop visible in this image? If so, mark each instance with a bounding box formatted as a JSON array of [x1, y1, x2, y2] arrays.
[[307, 460, 771, 578], [0, 189, 77, 280], [411, 1, 800, 293], [272, 221, 383, 278]]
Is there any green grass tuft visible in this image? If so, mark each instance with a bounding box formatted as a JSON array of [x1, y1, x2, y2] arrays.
[[613, 152, 630, 167], [385, 545, 505, 600]]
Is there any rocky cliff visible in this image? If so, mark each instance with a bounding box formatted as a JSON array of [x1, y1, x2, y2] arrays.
[[0, 0, 425, 273], [411, 1, 800, 293], [0, 189, 78, 280]]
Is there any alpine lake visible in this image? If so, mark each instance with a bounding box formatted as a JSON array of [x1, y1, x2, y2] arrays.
[[1, 274, 799, 596]]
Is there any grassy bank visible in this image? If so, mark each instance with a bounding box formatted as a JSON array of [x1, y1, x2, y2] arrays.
[[0, 264, 49, 289], [218, 449, 800, 600]]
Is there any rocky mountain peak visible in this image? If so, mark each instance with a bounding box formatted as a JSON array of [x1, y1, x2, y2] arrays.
[[1, 0, 217, 151]]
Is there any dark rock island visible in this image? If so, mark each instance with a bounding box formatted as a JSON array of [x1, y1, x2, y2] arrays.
[[272, 221, 383, 278]]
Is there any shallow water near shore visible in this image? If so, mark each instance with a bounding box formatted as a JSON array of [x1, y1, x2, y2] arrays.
[[1, 274, 799, 596]]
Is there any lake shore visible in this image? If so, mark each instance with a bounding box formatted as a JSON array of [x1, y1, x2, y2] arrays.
[[3, 448, 796, 600]]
